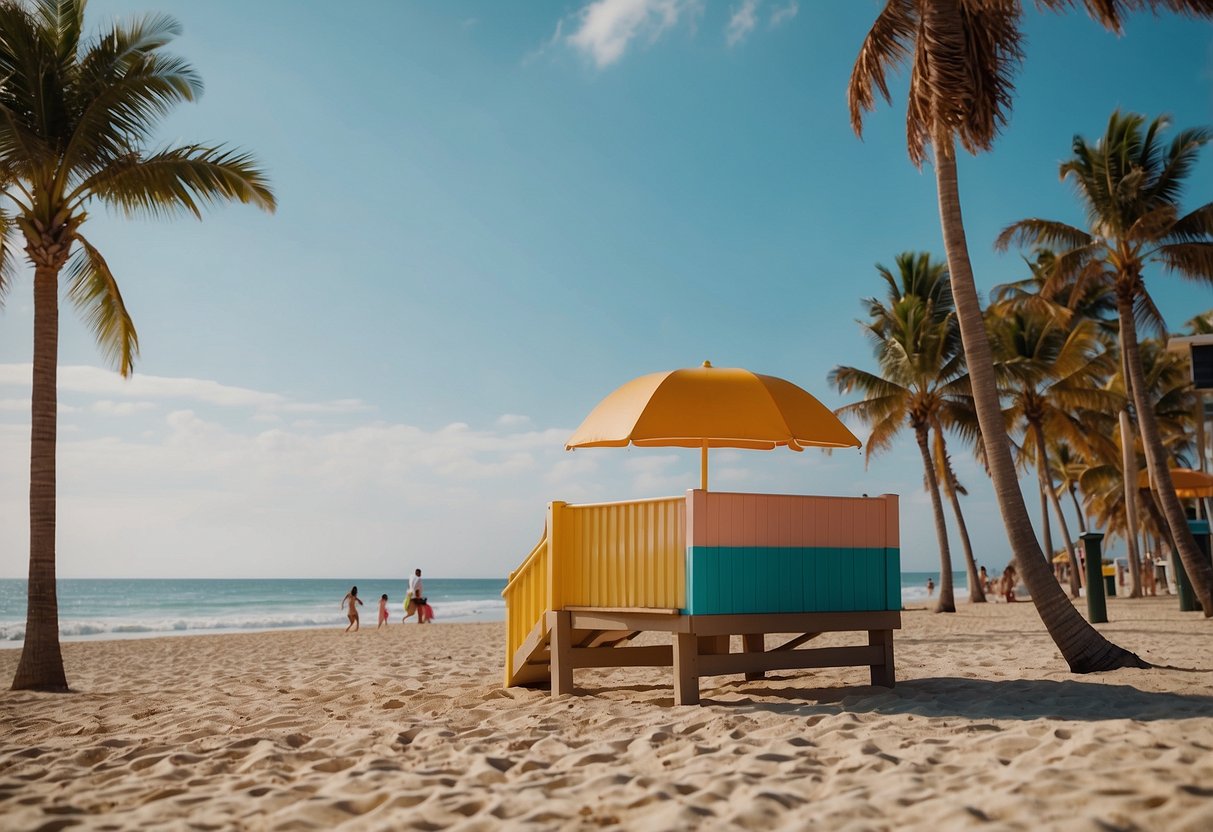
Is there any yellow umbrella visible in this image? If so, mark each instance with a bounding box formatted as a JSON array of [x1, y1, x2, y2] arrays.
[[1136, 467, 1213, 499], [565, 361, 861, 490]]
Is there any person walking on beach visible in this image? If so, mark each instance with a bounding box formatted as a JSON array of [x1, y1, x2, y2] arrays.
[[979, 565, 989, 593], [341, 586, 363, 632], [377, 594, 390, 629], [408, 569, 429, 625], [926, 577, 935, 597], [1001, 565, 1018, 603]]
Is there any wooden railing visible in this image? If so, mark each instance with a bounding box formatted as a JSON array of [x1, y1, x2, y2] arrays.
[[502, 535, 549, 686], [502, 495, 687, 685], [555, 496, 686, 610]]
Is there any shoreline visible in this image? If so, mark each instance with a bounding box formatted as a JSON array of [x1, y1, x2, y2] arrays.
[[4, 597, 1212, 830]]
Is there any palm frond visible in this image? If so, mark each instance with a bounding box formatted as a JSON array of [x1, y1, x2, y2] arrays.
[[0, 208, 15, 308], [995, 218, 1091, 253], [77, 144, 276, 218], [65, 31, 201, 172], [1152, 124, 1213, 206], [34, 0, 85, 67], [1156, 242, 1213, 284], [1166, 201, 1213, 243], [848, 0, 916, 139], [64, 234, 139, 376]]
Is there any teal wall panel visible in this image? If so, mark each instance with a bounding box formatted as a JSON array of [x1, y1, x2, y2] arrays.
[[685, 546, 897, 614], [885, 547, 901, 610]]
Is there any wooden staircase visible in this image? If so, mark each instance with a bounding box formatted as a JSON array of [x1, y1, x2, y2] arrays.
[[506, 615, 640, 688], [502, 496, 687, 689]]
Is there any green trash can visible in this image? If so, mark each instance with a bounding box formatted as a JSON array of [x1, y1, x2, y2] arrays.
[[1188, 519, 1210, 612], [1082, 533, 1107, 624], [1172, 519, 1210, 612]]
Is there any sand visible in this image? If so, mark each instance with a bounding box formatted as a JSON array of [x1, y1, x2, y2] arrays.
[[2, 597, 1213, 831]]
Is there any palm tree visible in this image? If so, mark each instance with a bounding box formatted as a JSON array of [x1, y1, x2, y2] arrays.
[[997, 111, 1213, 614], [1, 0, 275, 691], [831, 253, 969, 612], [986, 307, 1120, 598], [864, 251, 987, 601], [1050, 442, 1089, 535], [1079, 339, 1198, 566], [844, 1, 1208, 671], [932, 423, 987, 602]]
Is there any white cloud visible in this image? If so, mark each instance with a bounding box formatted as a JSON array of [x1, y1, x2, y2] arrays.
[[726, 0, 760, 47], [0, 364, 371, 419], [564, 0, 702, 68], [496, 413, 533, 429], [91, 400, 157, 416], [769, 0, 798, 29]]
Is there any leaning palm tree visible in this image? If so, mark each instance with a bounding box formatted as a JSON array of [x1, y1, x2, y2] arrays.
[[844, 1, 1213, 670], [997, 111, 1213, 614], [832, 283, 966, 613], [1, 0, 275, 691]]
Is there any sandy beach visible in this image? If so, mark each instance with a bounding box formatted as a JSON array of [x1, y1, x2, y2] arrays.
[[3, 597, 1213, 831]]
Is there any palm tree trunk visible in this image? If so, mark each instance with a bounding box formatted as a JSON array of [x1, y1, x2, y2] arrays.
[[11, 264, 69, 692], [1118, 382, 1142, 597], [1117, 290, 1213, 614], [915, 425, 955, 612], [1141, 489, 1176, 568], [1069, 485, 1087, 535], [1038, 479, 1054, 564], [933, 424, 985, 602], [1031, 423, 1080, 598], [933, 139, 1145, 669]]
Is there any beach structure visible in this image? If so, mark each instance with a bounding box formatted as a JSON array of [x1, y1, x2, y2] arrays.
[[502, 364, 902, 705]]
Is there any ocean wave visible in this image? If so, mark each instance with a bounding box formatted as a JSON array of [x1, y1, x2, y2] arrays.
[[0, 599, 507, 643]]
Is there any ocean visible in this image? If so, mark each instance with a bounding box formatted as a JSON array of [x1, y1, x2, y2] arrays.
[[0, 571, 978, 646]]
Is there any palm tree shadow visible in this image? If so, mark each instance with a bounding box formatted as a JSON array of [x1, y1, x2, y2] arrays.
[[701, 676, 1213, 722]]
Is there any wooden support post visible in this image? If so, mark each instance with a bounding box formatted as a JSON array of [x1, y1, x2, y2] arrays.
[[699, 635, 729, 655], [549, 610, 574, 697], [868, 629, 895, 688], [742, 633, 765, 681], [673, 631, 700, 705]]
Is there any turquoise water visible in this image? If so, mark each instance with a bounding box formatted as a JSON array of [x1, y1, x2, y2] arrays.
[[0, 578, 506, 645], [0, 572, 976, 645]]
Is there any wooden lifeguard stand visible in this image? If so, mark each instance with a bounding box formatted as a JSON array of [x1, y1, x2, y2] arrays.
[[502, 489, 900, 705]]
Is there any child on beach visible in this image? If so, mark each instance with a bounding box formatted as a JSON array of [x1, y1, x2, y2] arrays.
[[377, 594, 390, 629], [341, 586, 363, 632]]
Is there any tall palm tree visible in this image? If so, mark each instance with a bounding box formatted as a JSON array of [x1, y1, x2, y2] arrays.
[[832, 252, 969, 612], [987, 308, 1120, 597], [844, 0, 1213, 671], [1, 0, 276, 691], [997, 111, 1213, 614], [867, 251, 986, 601]]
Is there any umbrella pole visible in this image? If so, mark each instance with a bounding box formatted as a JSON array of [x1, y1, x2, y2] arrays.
[[701, 444, 708, 492]]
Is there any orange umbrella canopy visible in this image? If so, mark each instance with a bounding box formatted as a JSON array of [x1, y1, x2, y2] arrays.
[[1137, 467, 1213, 499], [566, 362, 860, 488]]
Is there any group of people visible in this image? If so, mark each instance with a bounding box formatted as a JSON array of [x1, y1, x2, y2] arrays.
[[925, 565, 1019, 602], [339, 568, 434, 632]]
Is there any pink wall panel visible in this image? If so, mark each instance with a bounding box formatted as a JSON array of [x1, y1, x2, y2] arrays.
[[687, 490, 898, 549]]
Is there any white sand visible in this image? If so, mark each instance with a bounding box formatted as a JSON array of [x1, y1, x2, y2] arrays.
[[3, 597, 1213, 831]]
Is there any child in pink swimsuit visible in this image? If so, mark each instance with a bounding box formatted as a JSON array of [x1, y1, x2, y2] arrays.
[[377, 594, 390, 629]]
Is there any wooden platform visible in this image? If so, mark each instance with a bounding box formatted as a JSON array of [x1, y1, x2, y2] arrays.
[[536, 608, 900, 706]]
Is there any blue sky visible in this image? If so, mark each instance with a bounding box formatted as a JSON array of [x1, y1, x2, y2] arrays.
[[0, 0, 1211, 579]]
